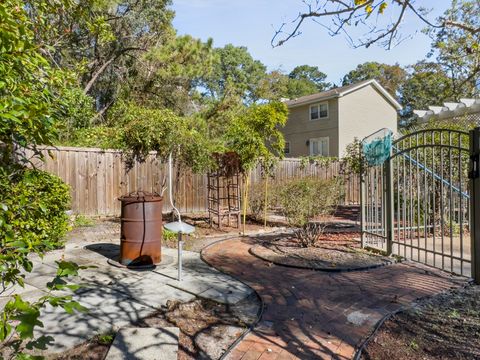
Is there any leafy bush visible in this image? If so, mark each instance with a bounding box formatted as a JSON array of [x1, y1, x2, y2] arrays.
[[248, 179, 282, 221], [340, 138, 362, 176], [56, 87, 96, 143], [119, 102, 216, 173], [249, 181, 268, 221], [299, 156, 338, 169], [62, 125, 123, 149], [278, 177, 342, 227], [0, 167, 71, 286], [0, 0, 72, 164], [0, 167, 86, 357], [225, 101, 288, 171], [1, 261, 87, 357], [277, 177, 343, 247]]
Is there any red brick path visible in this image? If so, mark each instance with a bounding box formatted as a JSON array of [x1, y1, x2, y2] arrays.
[[201, 237, 465, 360]]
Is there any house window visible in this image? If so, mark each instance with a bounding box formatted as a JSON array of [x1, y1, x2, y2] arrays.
[[310, 103, 328, 120], [284, 141, 290, 155], [309, 137, 329, 156]]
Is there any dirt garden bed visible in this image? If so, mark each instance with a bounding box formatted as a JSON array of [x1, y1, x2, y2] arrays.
[[250, 232, 395, 271], [50, 294, 260, 360], [162, 214, 284, 252], [360, 284, 480, 360], [72, 215, 284, 253]]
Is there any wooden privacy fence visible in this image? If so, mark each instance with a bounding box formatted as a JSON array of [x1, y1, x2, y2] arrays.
[[28, 146, 359, 216]]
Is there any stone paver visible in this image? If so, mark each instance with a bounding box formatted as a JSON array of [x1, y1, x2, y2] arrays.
[[3, 225, 253, 354], [105, 327, 179, 360], [201, 237, 466, 360]]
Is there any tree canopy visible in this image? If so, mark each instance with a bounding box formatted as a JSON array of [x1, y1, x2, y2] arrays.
[[0, 0, 72, 164], [425, 0, 479, 98], [342, 62, 406, 96], [286, 65, 332, 98], [201, 44, 268, 104]]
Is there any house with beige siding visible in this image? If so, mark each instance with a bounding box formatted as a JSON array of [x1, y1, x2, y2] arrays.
[[282, 79, 401, 158]]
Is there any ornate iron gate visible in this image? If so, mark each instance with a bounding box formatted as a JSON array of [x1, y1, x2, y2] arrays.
[[361, 128, 480, 282]]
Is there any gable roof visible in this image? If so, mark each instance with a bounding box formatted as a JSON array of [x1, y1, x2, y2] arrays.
[[284, 79, 402, 110]]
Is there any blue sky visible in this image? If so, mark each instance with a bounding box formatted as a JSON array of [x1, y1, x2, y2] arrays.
[[172, 0, 451, 84]]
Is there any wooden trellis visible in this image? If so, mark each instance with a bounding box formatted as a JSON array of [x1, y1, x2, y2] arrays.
[[207, 152, 242, 228]]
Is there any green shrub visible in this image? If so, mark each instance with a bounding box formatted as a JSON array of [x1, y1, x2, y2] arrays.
[[0, 167, 71, 286], [277, 177, 342, 227], [62, 125, 123, 149], [56, 87, 96, 144], [249, 181, 268, 221]]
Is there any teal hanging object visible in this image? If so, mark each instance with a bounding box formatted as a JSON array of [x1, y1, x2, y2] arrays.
[[362, 128, 393, 166]]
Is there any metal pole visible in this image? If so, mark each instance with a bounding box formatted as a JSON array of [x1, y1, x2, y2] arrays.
[[178, 232, 183, 281], [469, 127, 480, 284], [360, 149, 366, 248], [385, 154, 394, 256]]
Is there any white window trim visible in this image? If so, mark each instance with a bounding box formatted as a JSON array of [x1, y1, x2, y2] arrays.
[[309, 137, 330, 157], [284, 141, 290, 155], [309, 102, 329, 121]]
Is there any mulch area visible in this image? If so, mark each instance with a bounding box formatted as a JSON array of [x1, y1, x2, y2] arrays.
[[50, 295, 260, 360], [250, 232, 393, 271], [361, 284, 480, 360]]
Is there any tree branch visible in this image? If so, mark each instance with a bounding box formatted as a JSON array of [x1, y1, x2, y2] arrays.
[[272, 0, 480, 48], [83, 47, 145, 94], [272, 0, 374, 47]]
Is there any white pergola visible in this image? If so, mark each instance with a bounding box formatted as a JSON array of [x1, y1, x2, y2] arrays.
[[414, 98, 480, 123]]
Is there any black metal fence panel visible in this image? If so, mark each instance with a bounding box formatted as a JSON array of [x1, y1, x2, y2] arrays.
[[361, 128, 477, 280]]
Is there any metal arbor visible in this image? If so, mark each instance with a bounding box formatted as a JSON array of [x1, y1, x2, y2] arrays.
[[361, 127, 480, 283]]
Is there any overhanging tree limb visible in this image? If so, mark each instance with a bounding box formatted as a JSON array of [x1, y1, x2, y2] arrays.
[[272, 0, 480, 48]]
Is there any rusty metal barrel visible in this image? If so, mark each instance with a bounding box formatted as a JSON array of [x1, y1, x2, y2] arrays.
[[118, 191, 163, 266]]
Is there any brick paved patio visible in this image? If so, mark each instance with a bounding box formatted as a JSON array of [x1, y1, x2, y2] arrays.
[[201, 236, 466, 360]]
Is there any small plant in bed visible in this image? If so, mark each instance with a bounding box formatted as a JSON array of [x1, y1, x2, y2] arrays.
[[73, 215, 96, 228], [96, 332, 115, 346]]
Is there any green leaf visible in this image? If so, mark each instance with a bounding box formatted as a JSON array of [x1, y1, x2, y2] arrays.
[[61, 300, 88, 315], [25, 335, 55, 350], [9, 296, 43, 339], [55, 261, 80, 277], [0, 319, 12, 341], [15, 353, 44, 360]]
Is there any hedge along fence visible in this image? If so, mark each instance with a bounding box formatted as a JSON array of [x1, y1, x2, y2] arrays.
[[26, 145, 359, 216]]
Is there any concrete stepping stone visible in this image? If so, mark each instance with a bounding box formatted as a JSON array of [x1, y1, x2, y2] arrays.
[[35, 307, 112, 352], [105, 327, 179, 360]]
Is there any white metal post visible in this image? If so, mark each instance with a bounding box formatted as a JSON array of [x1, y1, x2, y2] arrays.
[[177, 232, 183, 281]]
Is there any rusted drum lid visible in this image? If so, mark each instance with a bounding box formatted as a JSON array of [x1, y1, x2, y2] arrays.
[[118, 191, 163, 203]]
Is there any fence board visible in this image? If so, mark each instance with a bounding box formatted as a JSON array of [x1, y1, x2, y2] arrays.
[[26, 146, 359, 216]]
